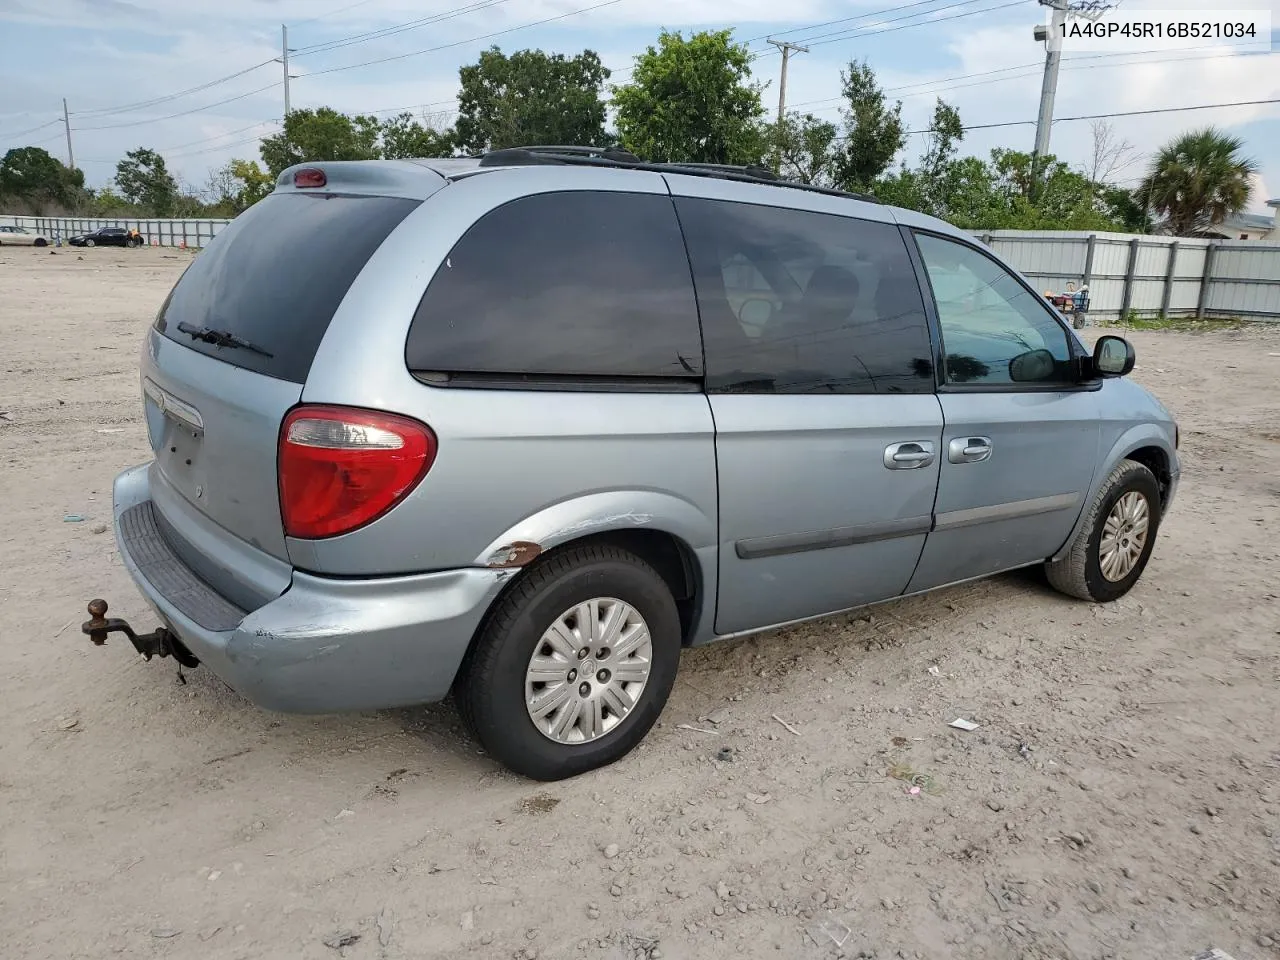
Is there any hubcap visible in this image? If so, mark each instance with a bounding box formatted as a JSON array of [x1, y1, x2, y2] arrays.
[[1099, 490, 1150, 582], [524, 598, 652, 745]]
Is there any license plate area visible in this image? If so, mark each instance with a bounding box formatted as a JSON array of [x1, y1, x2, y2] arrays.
[[144, 379, 208, 507]]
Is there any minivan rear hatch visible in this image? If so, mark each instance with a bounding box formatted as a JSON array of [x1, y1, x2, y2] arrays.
[[143, 190, 420, 581]]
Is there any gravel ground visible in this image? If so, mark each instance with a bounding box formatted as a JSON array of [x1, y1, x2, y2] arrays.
[[2, 245, 1278, 960]]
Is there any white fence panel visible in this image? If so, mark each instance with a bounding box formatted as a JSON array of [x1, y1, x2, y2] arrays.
[[975, 229, 1280, 321]]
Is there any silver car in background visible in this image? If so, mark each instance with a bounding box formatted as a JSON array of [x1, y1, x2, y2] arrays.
[[83, 147, 1179, 781], [0, 224, 50, 246]]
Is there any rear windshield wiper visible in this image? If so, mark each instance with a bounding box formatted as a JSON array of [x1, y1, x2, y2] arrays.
[[176, 321, 274, 358]]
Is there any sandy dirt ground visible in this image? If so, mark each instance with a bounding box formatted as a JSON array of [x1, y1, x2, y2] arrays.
[[1, 246, 1278, 960]]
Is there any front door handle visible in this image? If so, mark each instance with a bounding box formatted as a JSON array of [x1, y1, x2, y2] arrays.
[[947, 436, 993, 464], [883, 441, 936, 470]]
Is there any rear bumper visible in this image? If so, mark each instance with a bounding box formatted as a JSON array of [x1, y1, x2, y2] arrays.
[[112, 463, 507, 713]]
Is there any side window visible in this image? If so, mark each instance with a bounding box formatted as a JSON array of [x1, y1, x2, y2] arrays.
[[675, 197, 934, 395], [406, 191, 702, 382], [914, 233, 1074, 386]]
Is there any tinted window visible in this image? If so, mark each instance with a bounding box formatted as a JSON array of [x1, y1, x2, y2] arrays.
[[675, 198, 934, 395], [157, 192, 418, 382], [914, 233, 1074, 386], [406, 191, 702, 382]]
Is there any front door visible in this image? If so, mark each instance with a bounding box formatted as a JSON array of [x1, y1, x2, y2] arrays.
[[673, 193, 944, 635], [905, 231, 1100, 592]]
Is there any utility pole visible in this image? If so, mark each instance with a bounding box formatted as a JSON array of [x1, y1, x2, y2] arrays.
[[281, 24, 291, 116], [767, 38, 810, 124], [1032, 1, 1069, 171], [62, 97, 75, 170], [767, 38, 809, 171]]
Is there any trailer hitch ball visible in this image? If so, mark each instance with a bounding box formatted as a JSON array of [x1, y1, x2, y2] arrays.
[[79, 599, 200, 668], [83, 599, 115, 645]]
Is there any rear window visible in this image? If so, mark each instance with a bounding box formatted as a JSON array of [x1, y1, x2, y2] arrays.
[[156, 192, 419, 383], [405, 190, 703, 386]]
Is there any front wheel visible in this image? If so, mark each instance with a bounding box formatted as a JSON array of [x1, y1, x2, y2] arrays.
[[34, 238, 48, 247], [1046, 459, 1161, 602], [456, 544, 682, 781], [84, 238, 95, 247]]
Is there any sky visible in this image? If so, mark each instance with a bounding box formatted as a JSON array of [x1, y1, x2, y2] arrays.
[[1, 0, 1277, 213]]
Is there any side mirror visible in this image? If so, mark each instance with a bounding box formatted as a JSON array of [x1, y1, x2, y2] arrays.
[[1093, 335, 1135, 377], [1009, 348, 1057, 383]]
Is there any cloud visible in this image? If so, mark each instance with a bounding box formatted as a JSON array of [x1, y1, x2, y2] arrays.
[[2, 0, 1276, 201]]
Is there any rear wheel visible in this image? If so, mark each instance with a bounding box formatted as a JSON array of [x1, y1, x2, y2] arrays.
[[1046, 459, 1161, 602], [84, 238, 95, 247], [456, 544, 681, 780], [34, 238, 48, 247]]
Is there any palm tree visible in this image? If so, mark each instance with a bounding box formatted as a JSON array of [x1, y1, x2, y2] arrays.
[[1139, 127, 1257, 237]]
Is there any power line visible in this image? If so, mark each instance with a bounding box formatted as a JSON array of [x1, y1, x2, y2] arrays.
[[790, 47, 1276, 113], [160, 119, 283, 153], [291, 0, 516, 59], [885, 97, 1280, 138], [291, 0, 381, 29], [75, 82, 282, 132], [303, 0, 626, 77], [0, 118, 62, 140], [792, 0, 1028, 51], [742, 0, 959, 46], [167, 126, 283, 159], [70, 61, 276, 119]]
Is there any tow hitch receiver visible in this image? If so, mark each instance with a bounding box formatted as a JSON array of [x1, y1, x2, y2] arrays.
[[81, 599, 200, 668]]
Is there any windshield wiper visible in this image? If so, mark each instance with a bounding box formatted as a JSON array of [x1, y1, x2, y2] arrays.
[[176, 321, 274, 358]]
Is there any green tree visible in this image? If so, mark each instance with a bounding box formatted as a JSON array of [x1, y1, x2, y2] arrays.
[[259, 107, 382, 178], [832, 60, 904, 193], [770, 112, 839, 185], [454, 48, 609, 153], [381, 112, 455, 159], [228, 159, 275, 208], [0, 146, 85, 209], [204, 158, 274, 213], [613, 29, 766, 165], [87, 185, 132, 214], [1138, 127, 1257, 236], [115, 147, 178, 214], [916, 99, 964, 215], [1100, 184, 1152, 233]]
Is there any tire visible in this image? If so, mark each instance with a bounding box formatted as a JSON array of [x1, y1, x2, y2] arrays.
[[1046, 459, 1161, 602], [456, 544, 682, 781], [84, 239, 95, 247], [34, 238, 47, 247]]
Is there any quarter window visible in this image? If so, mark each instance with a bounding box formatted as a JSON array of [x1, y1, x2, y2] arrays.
[[914, 233, 1074, 386], [406, 191, 703, 383], [675, 198, 934, 395]]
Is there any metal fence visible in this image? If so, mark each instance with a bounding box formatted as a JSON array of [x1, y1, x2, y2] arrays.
[[5, 213, 1278, 320], [974, 230, 1280, 321], [1, 214, 230, 248]]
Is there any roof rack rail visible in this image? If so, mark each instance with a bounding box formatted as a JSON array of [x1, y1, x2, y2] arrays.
[[476, 146, 879, 203]]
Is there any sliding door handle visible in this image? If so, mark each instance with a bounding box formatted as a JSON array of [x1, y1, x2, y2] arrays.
[[884, 441, 936, 470], [947, 436, 993, 464]]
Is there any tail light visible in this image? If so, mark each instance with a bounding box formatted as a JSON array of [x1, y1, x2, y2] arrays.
[[279, 405, 436, 539]]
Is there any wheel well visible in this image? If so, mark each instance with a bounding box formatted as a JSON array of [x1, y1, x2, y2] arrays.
[[554, 530, 701, 643], [1125, 446, 1171, 506]]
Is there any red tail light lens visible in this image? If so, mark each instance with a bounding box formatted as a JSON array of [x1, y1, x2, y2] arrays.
[[279, 406, 436, 539], [293, 168, 327, 188]]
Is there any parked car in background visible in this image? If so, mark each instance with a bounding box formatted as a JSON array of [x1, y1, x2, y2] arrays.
[[0, 224, 50, 246], [85, 148, 1180, 782], [69, 227, 143, 248]]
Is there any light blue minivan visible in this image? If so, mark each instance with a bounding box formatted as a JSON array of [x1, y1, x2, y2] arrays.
[[84, 147, 1179, 780]]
